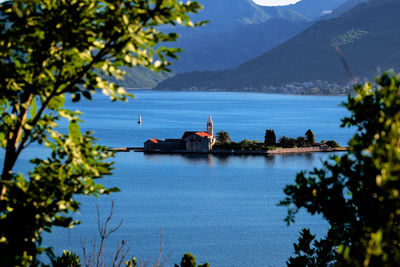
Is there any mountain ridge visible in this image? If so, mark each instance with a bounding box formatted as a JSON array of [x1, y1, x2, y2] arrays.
[[119, 0, 348, 88], [155, 0, 400, 94]]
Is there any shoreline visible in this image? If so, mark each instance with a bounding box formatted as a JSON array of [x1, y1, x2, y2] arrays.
[[152, 89, 354, 97], [108, 146, 348, 155]]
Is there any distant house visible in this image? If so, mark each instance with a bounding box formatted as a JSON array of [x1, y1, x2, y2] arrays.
[[312, 142, 330, 151], [144, 115, 216, 153]]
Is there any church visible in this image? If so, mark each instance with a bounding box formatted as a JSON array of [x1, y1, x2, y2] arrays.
[[144, 115, 216, 153]]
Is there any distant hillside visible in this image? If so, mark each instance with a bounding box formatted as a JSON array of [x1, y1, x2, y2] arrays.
[[281, 0, 349, 19], [119, 0, 347, 88], [320, 0, 369, 19], [171, 0, 347, 73], [107, 67, 173, 89], [171, 18, 311, 73], [156, 0, 400, 93]]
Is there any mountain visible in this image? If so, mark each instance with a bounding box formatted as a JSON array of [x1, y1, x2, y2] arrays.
[[190, 0, 347, 28], [120, 0, 348, 88], [280, 0, 349, 19], [170, 18, 312, 73], [155, 0, 400, 93], [170, 0, 347, 73], [320, 0, 369, 19], [110, 67, 173, 89]]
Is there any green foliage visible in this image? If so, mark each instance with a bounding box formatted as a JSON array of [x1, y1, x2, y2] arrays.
[[180, 253, 196, 267], [278, 136, 296, 148], [305, 129, 316, 146], [264, 129, 276, 146], [0, 0, 202, 265], [331, 29, 369, 47], [286, 228, 337, 267], [213, 129, 321, 150], [295, 136, 307, 147], [175, 253, 209, 267], [280, 73, 400, 266], [109, 66, 173, 89], [52, 250, 81, 267], [125, 257, 137, 267], [213, 139, 268, 151], [216, 131, 231, 144], [325, 140, 340, 148], [238, 139, 265, 150]]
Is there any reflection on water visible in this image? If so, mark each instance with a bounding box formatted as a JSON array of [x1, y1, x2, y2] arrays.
[[144, 153, 215, 166], [143, 151, 320, 167]]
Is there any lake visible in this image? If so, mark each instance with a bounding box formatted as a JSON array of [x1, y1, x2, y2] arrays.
[[17, 91, 354, 266]]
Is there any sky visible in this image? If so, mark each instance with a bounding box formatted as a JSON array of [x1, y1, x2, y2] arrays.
[[252, 0, 302, 6]]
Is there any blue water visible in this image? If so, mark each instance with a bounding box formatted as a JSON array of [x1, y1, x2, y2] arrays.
[[16, 91, 354, 266]]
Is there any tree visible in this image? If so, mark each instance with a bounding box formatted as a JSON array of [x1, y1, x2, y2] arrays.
[[264, 129, 276, 146], [0, 0, 202, 265], [305, 129, 316, 146], [216, 131, 231, 144], [295, 136, 307, 148], [279, 136, 296, 148], [286, 229, 337, 267], [175, 253, 210, 267], [280, 73, 400, 266], [325, 140, 340, 148], [52, 250, 81, 267]]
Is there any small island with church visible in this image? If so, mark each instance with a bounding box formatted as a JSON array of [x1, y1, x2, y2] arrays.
[[113, 115, 346, 155]]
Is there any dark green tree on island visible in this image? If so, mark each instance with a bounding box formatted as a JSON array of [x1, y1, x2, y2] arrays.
[[281, 73, 400, 266], [264, 129, 276, 146], [305, 129, 316, 146], [216, 131, 232, 144], [0, 0, 203, 265]]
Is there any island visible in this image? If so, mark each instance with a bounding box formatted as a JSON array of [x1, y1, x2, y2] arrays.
[[112, 115, 347, 155]]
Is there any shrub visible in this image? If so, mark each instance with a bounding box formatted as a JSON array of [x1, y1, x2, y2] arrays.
[[325, 140, 340, 148], [281, 73, 400, 265]]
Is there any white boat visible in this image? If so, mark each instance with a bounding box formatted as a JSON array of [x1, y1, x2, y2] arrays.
[[138, 114, 142, 124]]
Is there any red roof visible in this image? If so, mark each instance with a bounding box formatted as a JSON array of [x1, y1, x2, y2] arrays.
[[149, 138, 158, 143], [181, 131, 197, 139], [195, 131, 211, 138]]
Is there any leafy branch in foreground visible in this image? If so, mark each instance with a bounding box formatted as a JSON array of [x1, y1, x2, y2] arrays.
[[0, 0, 203, 265], [280, 72, 400, 266]]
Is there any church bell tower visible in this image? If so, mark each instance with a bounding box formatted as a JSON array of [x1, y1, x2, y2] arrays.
[[207, 114, 213, 136]]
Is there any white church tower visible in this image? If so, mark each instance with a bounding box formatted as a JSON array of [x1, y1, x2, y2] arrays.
[[207, 114, 213, 136]]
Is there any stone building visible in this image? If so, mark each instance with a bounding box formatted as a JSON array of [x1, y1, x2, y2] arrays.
[[144, 115, 216, 152], [144, 138, 185, 152], [183, 131, 215, 152]]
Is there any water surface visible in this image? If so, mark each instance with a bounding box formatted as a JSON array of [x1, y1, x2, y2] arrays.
[[21, 91, 353, 266]]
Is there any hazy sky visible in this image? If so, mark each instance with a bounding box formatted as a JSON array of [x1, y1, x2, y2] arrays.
[[253, 0, 302, 6]]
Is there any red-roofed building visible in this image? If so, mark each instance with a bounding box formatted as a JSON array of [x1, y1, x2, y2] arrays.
[[184, 130, 215, 152], [144, 115, 216, 152]]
